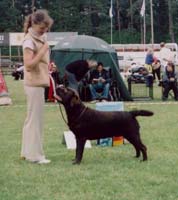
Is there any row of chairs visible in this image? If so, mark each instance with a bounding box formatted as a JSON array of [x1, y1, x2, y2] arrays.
[[128, 71, 178, 100]]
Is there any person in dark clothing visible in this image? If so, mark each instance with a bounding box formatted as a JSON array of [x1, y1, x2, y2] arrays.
[[162, 62, 178, 101], [65, 59, 97, 90], [12, 65, 24, 80], [152, 59, 161, 86], [89, 62, 111, 102]]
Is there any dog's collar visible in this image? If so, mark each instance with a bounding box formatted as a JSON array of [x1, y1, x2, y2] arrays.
[[77, 106, 88, 121], [68, 107, 88, 128]]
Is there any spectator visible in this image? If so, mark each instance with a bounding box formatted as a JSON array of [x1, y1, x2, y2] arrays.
[[122, 62, 137, 79], [130, 62, 137, 70], [12, 64, 24, 80], [152, 59, 161, 86], [144, 48, 154, 87], [65, 59, 97, 91], [162, 62, 178, 101], [159, 42, 173, 70], [89, 62, 111, 102], [145, 48, 154, 74], [50, 62, 61, 86]]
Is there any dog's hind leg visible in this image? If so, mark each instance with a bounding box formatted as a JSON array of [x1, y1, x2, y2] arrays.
[[126, 137, 141, 158], [129, 138, 147, 161], [125, 129, 147, 161], [139, 142, 147, 161], [73, 138, 86, 164]]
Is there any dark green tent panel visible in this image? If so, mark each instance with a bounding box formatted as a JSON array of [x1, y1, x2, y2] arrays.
[[51, 35, 132, 101]]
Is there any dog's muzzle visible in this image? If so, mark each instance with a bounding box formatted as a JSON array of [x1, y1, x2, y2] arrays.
[[54, 84, 65, 102]]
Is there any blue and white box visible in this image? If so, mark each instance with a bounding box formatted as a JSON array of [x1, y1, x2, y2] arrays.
[[96, 101, 124, 112], [95, 101, 124, 146]]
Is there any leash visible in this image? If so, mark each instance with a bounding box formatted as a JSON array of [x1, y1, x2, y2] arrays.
[[49, 74, 68, 125], [59, 103, 88, 127], [75, 106, 88, 121], [49, 74, 57, 98], [49, 74, 88, 126], [68, 106, 88, 129], [59, 103, 68, 125]]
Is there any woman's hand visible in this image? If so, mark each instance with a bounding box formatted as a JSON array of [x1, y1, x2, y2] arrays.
[[40, 42, 49, 55], [23, 42, 50, 71]]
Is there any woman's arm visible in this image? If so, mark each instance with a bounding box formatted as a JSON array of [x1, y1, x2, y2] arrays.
[[23, 42, 49, 71]]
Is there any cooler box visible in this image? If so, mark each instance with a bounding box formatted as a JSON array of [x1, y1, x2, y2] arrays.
[[95, 102, 124, 147]]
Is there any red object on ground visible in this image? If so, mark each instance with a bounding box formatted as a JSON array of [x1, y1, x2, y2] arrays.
[[0, 71, 8, 96]]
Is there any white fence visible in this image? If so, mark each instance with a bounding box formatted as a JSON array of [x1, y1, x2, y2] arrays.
[[112, 43, 178, 68]]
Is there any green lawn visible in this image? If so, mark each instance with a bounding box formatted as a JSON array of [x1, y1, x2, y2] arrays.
[[0, 77, 178, 200]]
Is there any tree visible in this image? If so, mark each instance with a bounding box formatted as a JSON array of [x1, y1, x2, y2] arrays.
[[1, 0, 178, 44], [168, 0, 175, 42], [129, 0, 133, 30], [115, 0, 121, 43], [154, 0, 169, 42], [0, 0, 21, 32]]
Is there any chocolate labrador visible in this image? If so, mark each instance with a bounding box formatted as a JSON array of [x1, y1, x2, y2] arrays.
[[55, 86, 153, 164]]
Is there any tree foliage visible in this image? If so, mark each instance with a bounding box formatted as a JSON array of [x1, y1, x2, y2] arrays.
[[0, 0, 177, 44]]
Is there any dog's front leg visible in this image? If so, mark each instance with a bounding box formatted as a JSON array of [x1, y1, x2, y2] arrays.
[[73, 138, 86, 165]]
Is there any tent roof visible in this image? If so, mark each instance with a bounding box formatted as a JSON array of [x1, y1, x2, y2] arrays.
[[52, 35, 116, 53], [51, 35, 133, 101]]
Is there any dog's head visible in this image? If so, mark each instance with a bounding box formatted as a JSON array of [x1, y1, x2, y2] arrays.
[[55, 85, 81, 107]]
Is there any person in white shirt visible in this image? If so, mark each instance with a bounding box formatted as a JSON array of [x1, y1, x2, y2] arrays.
[[159, 42, 173, 70]]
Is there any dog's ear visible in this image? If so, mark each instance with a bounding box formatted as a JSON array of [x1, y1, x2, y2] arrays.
[[70, 95, 80, 107], [68, 87, 80, 98]]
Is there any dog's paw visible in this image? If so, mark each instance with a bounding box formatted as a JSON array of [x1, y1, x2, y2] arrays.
[[140, 158, 148, 162], [72, 160, 81, 165]]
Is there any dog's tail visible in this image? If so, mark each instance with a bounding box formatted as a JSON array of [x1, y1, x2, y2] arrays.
[[130, 110, 154, 118]]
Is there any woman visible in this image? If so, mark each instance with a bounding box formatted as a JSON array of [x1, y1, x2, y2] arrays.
[[145, 48, 154, 73], [21, 10, 53, 164], [144, 48, 154, 87]]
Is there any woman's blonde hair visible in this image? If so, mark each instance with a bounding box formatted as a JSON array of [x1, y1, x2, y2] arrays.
[[23, 9, 53, 34]]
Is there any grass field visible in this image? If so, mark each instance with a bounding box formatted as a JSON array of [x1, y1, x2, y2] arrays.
[[0, 76, 178, 200]]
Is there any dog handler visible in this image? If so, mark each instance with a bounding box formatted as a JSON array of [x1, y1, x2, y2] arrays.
[[21, 10, 53, 164], [65, 59, 97, 91]]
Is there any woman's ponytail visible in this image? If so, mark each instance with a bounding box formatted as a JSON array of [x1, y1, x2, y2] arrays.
[[23, 14, 32, 34]]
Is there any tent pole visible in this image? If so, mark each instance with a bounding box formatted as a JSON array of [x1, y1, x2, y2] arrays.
[[82, 49, 84, 60], [110, 0, 113, 45], [108, 53, 132, 101]]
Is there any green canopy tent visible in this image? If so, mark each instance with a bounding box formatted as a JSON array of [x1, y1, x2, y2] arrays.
[[51, 35, 132, 101]]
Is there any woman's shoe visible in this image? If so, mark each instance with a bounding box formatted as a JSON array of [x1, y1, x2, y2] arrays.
[[37, 159, 51, 164], [20, 156, 26, 160], [26, 158, 51, 164]]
